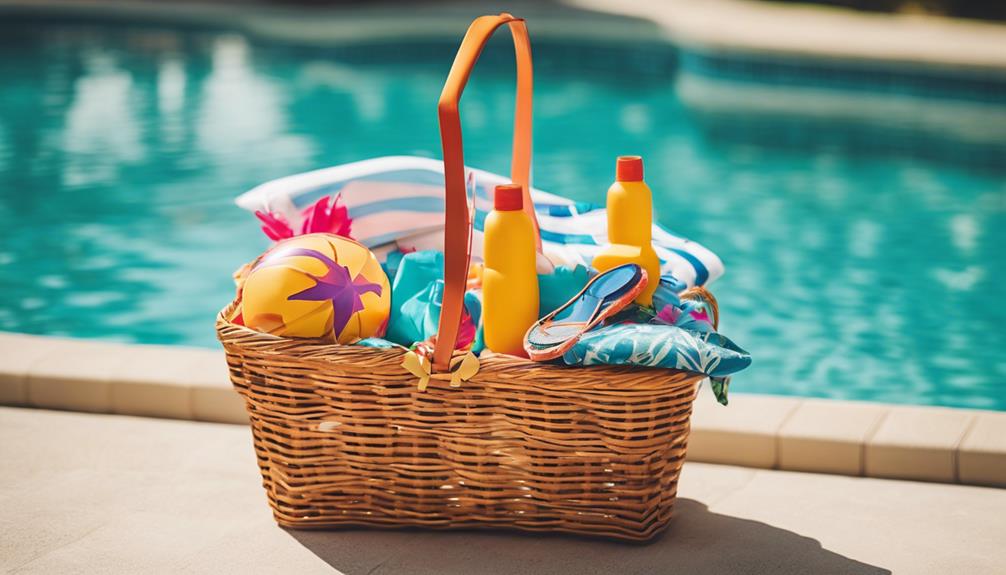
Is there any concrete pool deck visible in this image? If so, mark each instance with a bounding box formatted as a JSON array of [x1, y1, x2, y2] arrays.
[[2, 406, 1004, 574], [1, 331, 1005, 489], [581, 0, 1006, 72], [2, 0, 1005, 72]]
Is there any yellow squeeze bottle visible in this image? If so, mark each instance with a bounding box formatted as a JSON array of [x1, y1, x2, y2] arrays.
[[592, 156, 661, 305], [482, 184, 539, 357]]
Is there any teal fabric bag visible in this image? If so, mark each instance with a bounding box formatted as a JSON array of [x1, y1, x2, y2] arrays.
[[537, 265, 590, 318], [386, 251, 585, 349], [385, 250, 481, 349], [396, 279, 481, 348], [385, 250, 443, 346]]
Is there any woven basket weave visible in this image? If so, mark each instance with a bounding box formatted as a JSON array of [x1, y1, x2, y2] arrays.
[[216, 13, 708, 541], [218, 301, 702, 541]]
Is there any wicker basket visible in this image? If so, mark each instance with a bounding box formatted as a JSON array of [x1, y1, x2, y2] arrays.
[[217, 13, 707, 541]]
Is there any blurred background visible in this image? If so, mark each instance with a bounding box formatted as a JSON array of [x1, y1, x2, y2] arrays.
[[0, 0, 1003, 408], [776, 0, 1004, 20]]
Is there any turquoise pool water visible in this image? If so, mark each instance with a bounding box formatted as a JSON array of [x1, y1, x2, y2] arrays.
[[1, 17, 1003, 409]]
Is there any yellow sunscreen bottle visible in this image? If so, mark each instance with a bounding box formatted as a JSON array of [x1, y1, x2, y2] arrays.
[[483, 184, 539, 357], [592, 156, 661, 306]]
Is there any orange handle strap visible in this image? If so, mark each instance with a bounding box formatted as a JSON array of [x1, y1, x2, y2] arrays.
[[433, 13, 540, 370]]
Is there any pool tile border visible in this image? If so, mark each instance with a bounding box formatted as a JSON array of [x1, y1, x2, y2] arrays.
[[0, 332, 50, 405], [865, 406, 977, 483], [689, 389, 801, 469], [109, 345, 198, 420], [958, 412, 1006, 487], [777, 400, 889, 476], [0, 332, 1002, 487]]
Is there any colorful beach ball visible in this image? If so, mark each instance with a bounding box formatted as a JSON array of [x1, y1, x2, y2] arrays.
[[241, 234, 391, 342]]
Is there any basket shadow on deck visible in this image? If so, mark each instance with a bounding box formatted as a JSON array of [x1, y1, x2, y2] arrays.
[[285, 498, 890, 575]]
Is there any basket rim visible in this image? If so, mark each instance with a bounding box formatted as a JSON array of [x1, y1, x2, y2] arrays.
[[216, 299, 708, 389]]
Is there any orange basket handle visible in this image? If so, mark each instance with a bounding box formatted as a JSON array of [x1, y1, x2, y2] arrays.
[[433, 13, 539, 370]]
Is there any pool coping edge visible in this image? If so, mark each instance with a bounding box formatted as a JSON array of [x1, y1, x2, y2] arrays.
[[1, 0, 1005, 73], [2, 331, 1003, 488]]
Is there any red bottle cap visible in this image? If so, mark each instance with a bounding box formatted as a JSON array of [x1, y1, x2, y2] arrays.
[[616, 156, 644, 182], [494, 184, 524, 211]]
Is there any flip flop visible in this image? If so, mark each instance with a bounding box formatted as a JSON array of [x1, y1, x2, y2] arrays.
[[524, 263, 648, 361]]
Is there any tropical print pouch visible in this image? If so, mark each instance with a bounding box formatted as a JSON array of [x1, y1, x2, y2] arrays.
[[561, 324, 749, 405]]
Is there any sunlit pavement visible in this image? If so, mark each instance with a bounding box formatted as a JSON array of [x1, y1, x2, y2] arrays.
[[2, 407, 1003, 574]]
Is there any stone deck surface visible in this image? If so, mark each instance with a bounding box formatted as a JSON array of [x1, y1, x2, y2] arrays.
[[2, 407, 1003, 574]]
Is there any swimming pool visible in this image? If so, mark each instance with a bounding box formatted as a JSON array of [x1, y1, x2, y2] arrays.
[[0, 15, 1003, 409]]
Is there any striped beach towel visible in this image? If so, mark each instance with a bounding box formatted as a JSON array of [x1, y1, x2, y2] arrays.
[[236, 156, 723, 288]]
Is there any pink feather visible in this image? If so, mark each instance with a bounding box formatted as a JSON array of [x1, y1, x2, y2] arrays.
[[255, 195, 353, 242], [254, 210, 294, 241], [300, 195, 352, 238]]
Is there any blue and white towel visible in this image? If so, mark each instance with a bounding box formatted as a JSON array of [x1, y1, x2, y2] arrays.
[[236, 156, 723, 288]]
